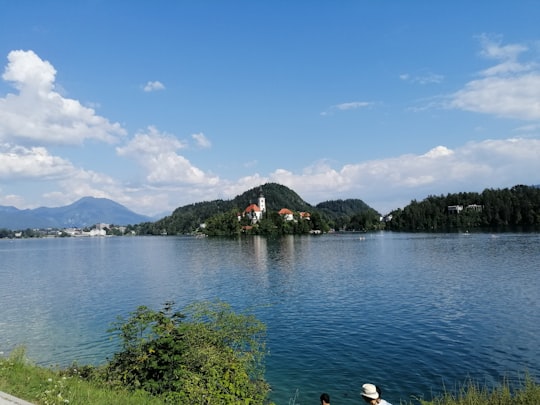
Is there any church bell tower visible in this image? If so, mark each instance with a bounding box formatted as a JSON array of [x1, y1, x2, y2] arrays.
[[258, 187, 266, 213]]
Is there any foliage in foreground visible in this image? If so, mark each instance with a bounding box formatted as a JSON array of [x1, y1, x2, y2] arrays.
[[0, 347, 163, 405], [105, 300, 272, 403], [0, 301, 273, 405], [419, 375, 540, 405], [2, 304, 539, 405]]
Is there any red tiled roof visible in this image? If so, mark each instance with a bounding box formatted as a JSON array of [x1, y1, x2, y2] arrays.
[[278, 208, 293, 215], [244, 204, 260, 213]]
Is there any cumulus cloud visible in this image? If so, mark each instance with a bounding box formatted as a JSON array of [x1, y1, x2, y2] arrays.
[[117, 126, 219, 185], [108, 137, 540, 216], [0, 50, 126, 145], [254, 137, 540, 214], [449, 36, 540, 120], [0, 143, 75, 180], [143, 81, 165, 92], [192, 132, 211, 148], [0, 142, 134, 210]]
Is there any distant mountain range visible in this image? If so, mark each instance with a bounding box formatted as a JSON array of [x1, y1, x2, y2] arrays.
[[0, 197, 153, 230]]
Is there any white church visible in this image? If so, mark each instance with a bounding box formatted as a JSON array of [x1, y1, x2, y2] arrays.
[[243, 189, 266, 223]]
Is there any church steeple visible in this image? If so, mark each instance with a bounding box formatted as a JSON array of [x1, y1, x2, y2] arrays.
[[258, 186, 266, 213]]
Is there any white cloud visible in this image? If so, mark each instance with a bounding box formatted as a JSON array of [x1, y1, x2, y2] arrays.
[[192, 132, 211, 148], [0, 143, 75, 179], [321, 101, 373, 116], [400, 72, 444, 84], [255, 137, 540, 214], [335, 101, 372, 110], [0, 50, 126, 145], [3, 136, 538, 218], [0, 193, 25, 207], [450, 37, 540, 120], [514, 123, 540, 132], [0, 142, 135, 212], [143, 81, 165, 92], [116, 126, 186, 157], [117, 126, 219, 185]]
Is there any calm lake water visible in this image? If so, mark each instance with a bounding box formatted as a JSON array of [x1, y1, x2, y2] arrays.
[[1, 232, 539, 404]]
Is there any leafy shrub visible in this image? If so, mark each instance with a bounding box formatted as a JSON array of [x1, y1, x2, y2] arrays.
[[104, 300, 272, 404]]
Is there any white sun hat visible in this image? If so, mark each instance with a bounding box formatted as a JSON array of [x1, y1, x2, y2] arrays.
[[361, 383, 379, 399]]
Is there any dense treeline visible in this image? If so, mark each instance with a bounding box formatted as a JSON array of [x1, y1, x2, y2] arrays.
[[0, 228, 38, 238], [202, 209, 332, 236], [5, 184, 539, 238], [386, 185, 540, 232], [316, 199, 382, 231]]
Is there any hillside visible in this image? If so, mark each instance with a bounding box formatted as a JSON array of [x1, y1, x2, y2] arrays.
[[386, 184, 540, 231], [0, 197, 152, 230], [316, 198, 375, 219], [141, 183, 378, 235]]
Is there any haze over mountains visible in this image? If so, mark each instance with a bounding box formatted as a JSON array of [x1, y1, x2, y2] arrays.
[[0, 197, 153, 230], [4, 183, 537, 231], [0, 183, 377, 231]]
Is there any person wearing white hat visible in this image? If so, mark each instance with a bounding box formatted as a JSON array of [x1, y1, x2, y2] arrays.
[[361, 383, 392, 405]]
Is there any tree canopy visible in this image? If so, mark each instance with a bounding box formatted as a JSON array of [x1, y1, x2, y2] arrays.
[[386, 185, 540, 231], [105, 300, 273, 404]]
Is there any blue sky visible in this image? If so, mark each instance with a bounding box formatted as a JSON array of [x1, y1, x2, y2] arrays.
[[1, 1, 540, 217]]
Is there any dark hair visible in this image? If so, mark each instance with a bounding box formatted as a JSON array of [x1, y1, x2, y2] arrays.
[[320, 392, 330, 403], [376, 385, 382, 397]]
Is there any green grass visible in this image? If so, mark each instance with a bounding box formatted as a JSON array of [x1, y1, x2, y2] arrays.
[[2, 347, 540, 405], [417, 375, 540, 405], [0, 347, 163, 405]]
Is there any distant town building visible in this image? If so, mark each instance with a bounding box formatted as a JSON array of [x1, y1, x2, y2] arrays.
[[278, 208, 294, 221], [466, 204, 483, 212], [244, 203, 263, 223], [447, 205, 463, 214], [383, 214, 393, 222], [448, 204, 483, 214]]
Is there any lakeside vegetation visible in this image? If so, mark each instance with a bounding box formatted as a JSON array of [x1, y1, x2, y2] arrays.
[[2, 183, 540, 238], [136, 183, 383, 236], [1, 301, 274, 405], [2, 346, 539, 405], [1, 297, 539, 404]]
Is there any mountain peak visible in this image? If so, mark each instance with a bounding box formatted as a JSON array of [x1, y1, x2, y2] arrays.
[[0, 197, 152, 230]]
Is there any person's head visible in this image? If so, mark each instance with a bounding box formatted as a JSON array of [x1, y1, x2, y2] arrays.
[[361, 383, 380, 404], [320, 392, 330, 404]]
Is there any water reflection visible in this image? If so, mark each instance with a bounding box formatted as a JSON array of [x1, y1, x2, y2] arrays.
[[0, 233, 539, 404]]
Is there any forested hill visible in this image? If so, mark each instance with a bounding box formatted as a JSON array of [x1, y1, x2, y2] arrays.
[[138, 183, 379, 235], [316, 199, 374, 219], [386, 184, 540, 231]]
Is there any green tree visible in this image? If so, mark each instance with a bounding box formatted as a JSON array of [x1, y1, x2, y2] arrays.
[[105, 301, 272, 404], [204, 210, 242, 236]]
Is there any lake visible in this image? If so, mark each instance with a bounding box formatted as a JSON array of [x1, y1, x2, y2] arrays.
[[1, 232, 539, 404]]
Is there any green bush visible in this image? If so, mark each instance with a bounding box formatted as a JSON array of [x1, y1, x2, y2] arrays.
[[104, 300, 273, 404]]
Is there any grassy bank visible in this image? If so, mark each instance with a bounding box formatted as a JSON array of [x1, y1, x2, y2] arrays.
[[0, 348, 162, 405], [2, 348, 539, 405], [0, 348, 163, 405], [418, 375, 540, 405]]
